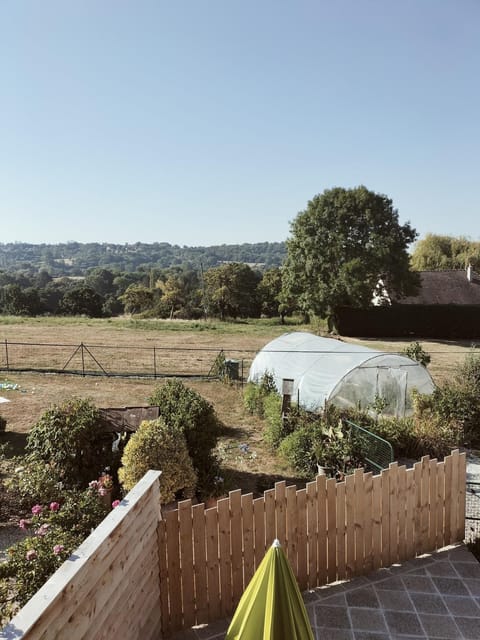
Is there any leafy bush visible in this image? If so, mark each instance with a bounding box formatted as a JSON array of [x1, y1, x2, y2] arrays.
[[401, 341, 431, 367], [26, 397, 117, 489], [456, 349, 480, 390], [118, 418, 197, 503], [6, 455, 64, 508], [263, 394, 287, 448], [244, 372, 277, 418], [148, 380, 220, 496]]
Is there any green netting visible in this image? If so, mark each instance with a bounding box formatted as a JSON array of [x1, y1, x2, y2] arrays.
[[344, 419, 393, 473]]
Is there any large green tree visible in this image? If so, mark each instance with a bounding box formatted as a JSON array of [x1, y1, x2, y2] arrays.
[[283, 186, 418, 326], [410, 234, 480, 271], [204, 263, 261, 319]]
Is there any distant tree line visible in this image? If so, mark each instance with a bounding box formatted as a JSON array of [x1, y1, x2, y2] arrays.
[[0, 241, 286, 275], [0, 264, 291, 320]]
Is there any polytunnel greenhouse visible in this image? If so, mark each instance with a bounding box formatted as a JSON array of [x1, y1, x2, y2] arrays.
[[248, 332, 435, 417]]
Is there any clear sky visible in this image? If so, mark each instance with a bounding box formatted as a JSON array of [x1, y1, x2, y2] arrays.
[[1, 0, 479, 247]]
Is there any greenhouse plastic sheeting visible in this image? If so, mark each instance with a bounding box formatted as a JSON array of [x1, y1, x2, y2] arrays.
[[248, 332, 435, 417]]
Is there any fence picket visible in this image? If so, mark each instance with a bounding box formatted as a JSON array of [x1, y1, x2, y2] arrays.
[[230, 490, 243, 604], [192, 504, 208, 625], [165, 510, 182, 631], [336, 481, 346, 580], [388, 463, 399, 565], [275, 481, 287, 546], [363, 473, 373, 573], [297, 489, 308, 590], [345, 472, 355, 578], [286, 484, 298, 572], [372, 474, 382, 570], [253, 497, 265, 569], [178, 500, 195, 627], [217, 497, 232, 616], [428, 459, 438, 553], [306, 480, 318, 588], [205, 506, 220, 621], [327, 478, 337, 582], [242, 493, 254, 587], [354, 469, 365, 574], [317, 475, 328, 584]]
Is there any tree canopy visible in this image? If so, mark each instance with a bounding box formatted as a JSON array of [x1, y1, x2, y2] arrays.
[[410, 234, 480, 271], [283, 186, 418, 325]]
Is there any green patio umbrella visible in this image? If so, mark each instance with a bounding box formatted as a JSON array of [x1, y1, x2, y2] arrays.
[[225, 539, 314, 640]]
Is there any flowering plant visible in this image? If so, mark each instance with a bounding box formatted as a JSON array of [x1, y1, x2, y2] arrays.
[[0, 488, 109, 625]]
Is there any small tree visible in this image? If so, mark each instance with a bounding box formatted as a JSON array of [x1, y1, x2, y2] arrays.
[[26, 398, 114, 488], [401, 342, 431, 367], [118, 418, 197, 503], [149, 380, 221, 497]]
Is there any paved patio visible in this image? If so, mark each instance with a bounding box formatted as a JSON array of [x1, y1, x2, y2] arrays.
[[174, 544, 480, 639]]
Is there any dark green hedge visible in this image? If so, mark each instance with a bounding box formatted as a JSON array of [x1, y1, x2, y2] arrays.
[[335, 305, 480, 338]]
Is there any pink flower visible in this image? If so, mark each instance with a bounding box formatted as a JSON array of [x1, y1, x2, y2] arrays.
[[49, 502, 60, 512], [89, 480, 99, 490], [111, 500, 120, 508], [53, 544, 64, 555], [35, 524, 50, 537], [26, 549, 37, 561], [19, 518, 30, 530], [31, 504, 43, 516], [98, 486, 107, 497]]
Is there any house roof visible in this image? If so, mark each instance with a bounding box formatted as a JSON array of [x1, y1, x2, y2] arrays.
[[394, 270, 480, 305]]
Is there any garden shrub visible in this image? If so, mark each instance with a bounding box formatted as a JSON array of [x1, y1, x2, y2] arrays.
[[243, 372, 277, 418], [263, 393, 288, 448], [26, 397, 117, 489], [6, 455, 64, 508], [148, 380, 221, 497], [118, 418, 197, 503], [401, 341, 431, 367], [457, 349, 480, 390]]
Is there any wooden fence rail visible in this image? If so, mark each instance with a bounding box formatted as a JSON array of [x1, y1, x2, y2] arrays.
[[3, 451, 466, 639]]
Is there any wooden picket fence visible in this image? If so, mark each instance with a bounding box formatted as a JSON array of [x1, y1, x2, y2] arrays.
[[158, 450, 466, 636], [5, 451, 466, 639]]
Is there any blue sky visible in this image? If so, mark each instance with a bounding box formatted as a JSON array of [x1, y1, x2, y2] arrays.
[[1, 1, 479, 246]]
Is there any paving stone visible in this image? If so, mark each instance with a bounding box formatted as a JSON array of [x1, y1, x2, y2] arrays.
[[443, 595, 480, 616], [412, 592, 449, 614], [402, 575, 438, 593], [373, 576, 405, 591], [375, 588, 414, 611], [425, 561, 457, 577], [432, 576, 470, 596], [315, 604, 352, 629], [312, 629, 354, 640], [320, 593, 347, 607], [384, 610, 424, 636], [346, 587, 379, 608], [349, 608, 387, 633], [418, 613, 462, 638], [453, 562, 480, 579], [447, 547, 479, 563], [454, 616, 480, 639], [354, 633, 391, 640], [464, 578, 480, 596]]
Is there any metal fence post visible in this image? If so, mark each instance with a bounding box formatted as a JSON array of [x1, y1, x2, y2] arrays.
[[81, 343, 85, 377], [4, 339, 9, 371]]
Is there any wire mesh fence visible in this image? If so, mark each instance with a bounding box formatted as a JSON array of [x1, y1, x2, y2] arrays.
[[0, 339, 253, 380], [465, 481, 480, 542]]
